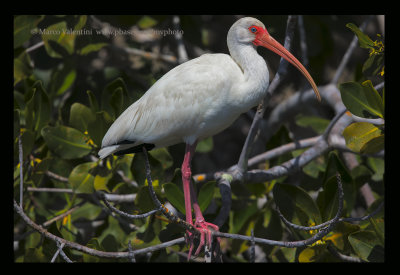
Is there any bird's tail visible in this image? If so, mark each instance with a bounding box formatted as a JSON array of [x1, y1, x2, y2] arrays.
[[98, 145, 120, 159]]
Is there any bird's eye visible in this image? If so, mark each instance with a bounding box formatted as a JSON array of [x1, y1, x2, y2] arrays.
[[250, 27, 257, 33]]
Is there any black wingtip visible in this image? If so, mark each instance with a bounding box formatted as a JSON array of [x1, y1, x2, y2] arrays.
[[114, 143, 155, 156]]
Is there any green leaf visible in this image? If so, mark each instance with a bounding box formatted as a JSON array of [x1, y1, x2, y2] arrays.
[[163, 182, 186, 214], [74, 15, 87, 31], [273, 184, 322, 226], [295, 115, 330, 135], [149, 148, 173, 170], [24, 248, 47, 262], [196, 136, 214, 153], [14, 51, 32, 85], [342, 122, 382, 153], [101, 78, 130, 119], [319, 152, 354, 216], [78, 43, 108, 55], [198, 181, 216, 212], [69, 103, 96, 133], [348, 231, 384, 262], [14, 109, 20, 141], [101, 234, 118, 252], [137, 16, 158, 29], [56, 69, 76, 95], [325, 221, 360, 250], [110, 88, 125, 117], [361, 80, 384, 117], [94, 174, 111, 192], [363, 54, 384, 76], [87, 111, 113, 147], [31, 81, 51, 137], [339, 81, 383, 119], [83, 238, 103, 262], [14, 15, 44, 49], [41, 125, 92, 159], [298, 244, 329, 262], [69, 162, 97, 193], [317, 176, 340, 221], [135, 184, 160, 212], [41, 21, 76, 58], [48, 64, 76, 96], [231, 200, 258, 234], [346, 23, 374, 49], [360, 134, 384, 154], [18, 129, 35, 160], [87, 90, 99, 113], [367, 157, 384, 182]]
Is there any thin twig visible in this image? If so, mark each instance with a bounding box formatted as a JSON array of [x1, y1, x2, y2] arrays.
[[327, 244, 363, 262], [57, 242, 73, 263], [250, 229, 255, 263], [340, 202, 384, 223], [14, 198, 186, 259], [142, 147, 199, 235], [26, 41, 45, 53], [99, 192, 158, 219], [51, 242, 65, 263], [128, 240, 136, 263]]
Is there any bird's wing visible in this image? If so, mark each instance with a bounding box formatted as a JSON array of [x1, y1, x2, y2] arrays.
[[99, 53, 243, 158]]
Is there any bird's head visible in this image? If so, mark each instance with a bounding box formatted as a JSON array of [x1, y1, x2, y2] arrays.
[[228, 17, 321, 102]]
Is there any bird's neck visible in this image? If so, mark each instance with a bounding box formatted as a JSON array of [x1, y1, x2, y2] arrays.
[[228, 43, 270, 110]]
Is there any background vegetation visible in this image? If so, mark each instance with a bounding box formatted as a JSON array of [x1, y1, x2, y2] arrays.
[[14, 15, 384, 262]]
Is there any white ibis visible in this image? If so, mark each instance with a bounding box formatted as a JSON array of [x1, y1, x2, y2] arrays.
[[98, 17, 321, 258]]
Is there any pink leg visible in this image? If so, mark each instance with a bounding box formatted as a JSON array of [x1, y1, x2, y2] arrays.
[[182, 143, 195, 227], [181, 142, 219, 259]]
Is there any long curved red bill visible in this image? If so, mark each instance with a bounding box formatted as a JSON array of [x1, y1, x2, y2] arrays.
[[254, 29, 321, 102]]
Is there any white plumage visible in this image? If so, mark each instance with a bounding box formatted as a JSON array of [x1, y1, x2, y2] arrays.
[[99, 17, 320, 159], [99, 22, 270, 158]]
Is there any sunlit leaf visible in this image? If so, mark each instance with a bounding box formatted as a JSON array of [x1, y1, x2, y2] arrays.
[[360, 134, 384, 154], [346, 23, 374, 49], [298, 245, 328, 262], [342, 122, 382, 153], [137, 16, 158, 29], [69, 162, 97, 193], [78, 43, 108, 55], [94, 174, 111, 192]]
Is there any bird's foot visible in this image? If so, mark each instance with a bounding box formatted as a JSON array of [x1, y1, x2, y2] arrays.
[[185, 220, 220, 260]]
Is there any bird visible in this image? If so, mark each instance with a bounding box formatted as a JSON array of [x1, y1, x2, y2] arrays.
[[98, 16, 321, 258]]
